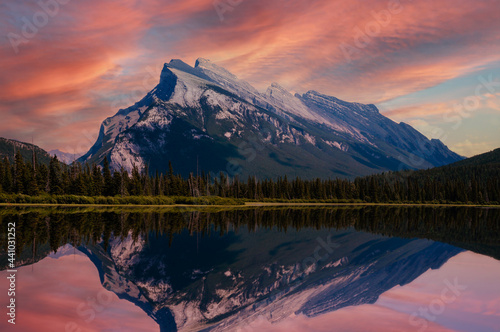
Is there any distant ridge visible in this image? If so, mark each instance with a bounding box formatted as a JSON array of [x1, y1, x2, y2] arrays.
[[48, 149, 83, 165]]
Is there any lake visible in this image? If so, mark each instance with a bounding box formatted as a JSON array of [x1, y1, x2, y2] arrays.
[[1, 206, 499, 331]]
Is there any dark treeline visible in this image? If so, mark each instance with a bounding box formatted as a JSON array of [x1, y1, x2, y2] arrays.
[[0, 151, 499, 204], [1, 206, 499, 268]]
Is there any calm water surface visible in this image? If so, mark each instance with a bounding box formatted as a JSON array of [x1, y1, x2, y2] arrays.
[[0, 206, 499, 332]]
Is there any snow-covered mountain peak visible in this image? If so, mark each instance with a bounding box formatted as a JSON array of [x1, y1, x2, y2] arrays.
[[266, 82, 295, 98], [193, 58, 261, 98], [167, 59, 190, 69], [270, 81, 287, 90], [301, 90, 379, 114], [303, 90, 337, 101], [79, 57, 464, 177], [265, 82, 292, 98], [194, 58, 238, 80], [153, 60, 222, 108], [171, 59, 212, 77]]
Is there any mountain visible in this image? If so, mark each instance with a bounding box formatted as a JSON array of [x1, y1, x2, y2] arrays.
[[79, 58, 463, 178], [48, 149, 82, 165], [0, 137, 54, 166]]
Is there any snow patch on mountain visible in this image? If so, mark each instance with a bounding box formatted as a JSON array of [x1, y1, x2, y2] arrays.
[[325, 140, 349, 152], [98, 106, 147, 150], [137, 279, 173, 303], [109, 138, 144, 173], [110, 232, 145, 270], [169, 301, 209, 331], [323, 257, 349, 269], [135, 107, 173, 131], [303, 133, 316, 145]]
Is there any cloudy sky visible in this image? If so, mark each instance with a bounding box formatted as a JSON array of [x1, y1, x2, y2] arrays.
[[1, 0, 499, 157]]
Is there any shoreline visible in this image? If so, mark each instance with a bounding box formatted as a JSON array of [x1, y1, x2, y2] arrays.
[[0, 202, 499, 208]]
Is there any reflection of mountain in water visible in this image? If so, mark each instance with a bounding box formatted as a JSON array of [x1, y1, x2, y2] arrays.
[[2, 206, 498, 331], [80, 241, 177, 332], [81, 226, 461, 331]]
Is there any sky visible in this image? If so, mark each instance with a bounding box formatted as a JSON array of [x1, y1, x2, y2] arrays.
[[0, 0, 499, 157]]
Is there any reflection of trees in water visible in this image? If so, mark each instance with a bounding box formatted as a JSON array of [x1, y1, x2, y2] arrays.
[[1, 206, 499, 268]]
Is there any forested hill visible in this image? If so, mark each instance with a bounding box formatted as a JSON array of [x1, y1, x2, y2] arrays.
[[392, 147, 500, 181], [0, 137, 53, 166], [441, 148, 500, 168], [359, 148, 500, 203]]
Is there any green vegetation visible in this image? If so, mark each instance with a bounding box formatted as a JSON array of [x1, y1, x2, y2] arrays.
[[0, 194, 242, 206], [0, 148, 498, 205]]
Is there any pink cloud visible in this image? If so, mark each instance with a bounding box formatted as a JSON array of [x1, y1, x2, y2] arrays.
[[376, 251, 500, 332], [0, 251, 159, 332], [245, 251, 500, 332], [1, 0, 499, 153], [245, 305, 454, 332]]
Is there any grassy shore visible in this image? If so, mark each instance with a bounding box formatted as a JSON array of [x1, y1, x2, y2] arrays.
[[0, 193, 243, 206], [0, 193, 498, 208]]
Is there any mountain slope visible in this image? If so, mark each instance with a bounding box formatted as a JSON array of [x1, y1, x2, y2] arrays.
[[79, 58, 463, 178], [0, 137, 54, 166]]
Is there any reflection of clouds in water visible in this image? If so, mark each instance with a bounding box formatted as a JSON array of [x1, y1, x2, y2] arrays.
[[1, 207, 499, 332], [245, 306, 453, 332], [0, 254, 159, 332], [376, 251, 500, 332], [240, 252, 500, 332]]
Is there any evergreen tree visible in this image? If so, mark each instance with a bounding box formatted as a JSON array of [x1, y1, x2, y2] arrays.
[[91, 164, 103, 196], [102, 157, 114, 196], [14, 152, 25, 193], [2, 157, 12, 193], [49, 156, 63, 195]]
